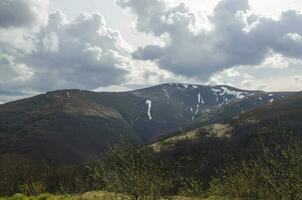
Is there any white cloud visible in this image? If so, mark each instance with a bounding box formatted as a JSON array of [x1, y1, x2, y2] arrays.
[[0, 6, 132, 96], [42, 32, 60, 52], [117, 0, 302, 82], [294, 76, 302, 83], [223, 68, 241, 77], [208, 61, 302, 91], [21, 11, 134, 91], [0, 1, 178, 102], [1, 0, 302, 103], [256, 53, 289, 69]]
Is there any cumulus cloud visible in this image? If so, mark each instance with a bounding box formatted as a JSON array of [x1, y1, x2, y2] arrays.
[[21, 11, 134, 91], [0, 7, 133, 96], [208, 59, 302, 92], [0, 0, 178, 102], [256, 53, 289, 69], [1, 0, 302, 103], [117, 0, 302, 80]]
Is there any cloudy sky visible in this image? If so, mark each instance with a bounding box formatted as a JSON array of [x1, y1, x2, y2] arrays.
[[1, 0, 302, 103]]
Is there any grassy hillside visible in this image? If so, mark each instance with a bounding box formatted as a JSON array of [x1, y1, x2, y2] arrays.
[[0, 90, 139, 165], [149, 92, 302, 191]]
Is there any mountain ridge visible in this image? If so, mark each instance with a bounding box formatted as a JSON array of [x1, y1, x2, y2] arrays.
[[0, 83, 297, 165]]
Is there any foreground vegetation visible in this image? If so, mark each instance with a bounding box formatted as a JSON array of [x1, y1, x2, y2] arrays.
[[209, 131, 302, 199], [0, 192, 229, 200], [0, 125, 301, 199]]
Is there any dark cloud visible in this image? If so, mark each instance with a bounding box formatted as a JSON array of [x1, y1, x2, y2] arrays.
[[0, 0, 176, 103], [118, 0, 302, 79], [22, 11, 131, 91], [0, 0, 48, 28], [133, 45, 163, 60], [0, 7, 133, 95]]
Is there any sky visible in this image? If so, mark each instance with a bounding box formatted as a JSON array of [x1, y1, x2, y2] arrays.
[[0, 0, 302, 103]]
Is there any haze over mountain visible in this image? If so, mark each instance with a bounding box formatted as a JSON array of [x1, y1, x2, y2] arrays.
[[0, 84, 296, 165]]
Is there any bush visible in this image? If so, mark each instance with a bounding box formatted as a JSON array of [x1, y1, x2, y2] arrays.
[[88, 139, 171, 200], [46, 166, 89, 194], [209, 132, 302, 200], [177, 177, 203, 196], [18, 182, 46, 196], [0, 154, 90, 196], [0, 154, 43, 196]]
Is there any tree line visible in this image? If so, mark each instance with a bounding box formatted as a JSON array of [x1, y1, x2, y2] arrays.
[[0, 127, 301, 199]]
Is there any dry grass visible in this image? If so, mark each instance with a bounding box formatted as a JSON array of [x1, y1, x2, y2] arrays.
[[204, 124, 233, 138], [150, 128, 200, 152], [150, 123, 233, 153]]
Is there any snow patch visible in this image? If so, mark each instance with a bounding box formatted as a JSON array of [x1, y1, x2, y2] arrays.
[[212, 88, 222, 94], [145, 100, 152, 120], [237, 94, 246, 100], [220, 87, 244, 98], [211, 86, 254, 107], [191, 93, 204, 121], [162, 88, 170, 99], [212, 89, 220, 103], [197, 93, 201, 103], [212, 87, 248, 103]]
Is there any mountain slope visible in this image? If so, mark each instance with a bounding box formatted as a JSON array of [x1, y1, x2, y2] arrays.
[[0, 90, 139, 165], [0, 84, 296, 165], [149, 92, 302, 185], [152, 91, 302, 152]]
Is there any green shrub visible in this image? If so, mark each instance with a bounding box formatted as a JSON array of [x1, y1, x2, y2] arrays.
[[7, 194, 27, 200], [88, 139, 171, 200], [209, 132, 302, 200], [19, 182, 46, 196], [177, 177, 203, 196]]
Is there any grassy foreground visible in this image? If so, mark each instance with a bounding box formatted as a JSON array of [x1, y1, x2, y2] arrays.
[[0, 191, 227, 200]]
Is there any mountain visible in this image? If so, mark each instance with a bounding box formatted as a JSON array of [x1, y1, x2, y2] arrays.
[[0, 83, 296, 165], [149, 91, 302, 185], [152, 90, 302, 152]]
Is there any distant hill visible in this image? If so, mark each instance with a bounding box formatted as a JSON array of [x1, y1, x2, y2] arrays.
[[149, 91, 302, 185], [152, 91, 302, 151], [235, 91, 302, 128], [0, 83, 296, 165]]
